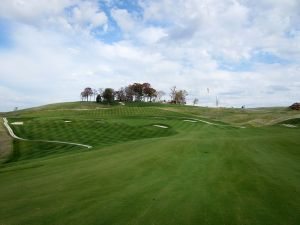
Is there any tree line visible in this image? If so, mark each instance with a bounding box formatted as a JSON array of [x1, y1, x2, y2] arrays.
[[80, 83, 188, 104]]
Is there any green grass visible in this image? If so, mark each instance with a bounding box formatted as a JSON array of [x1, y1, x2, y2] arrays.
[[279, 118, 300, 124], [0, 102, 299, 225], [0, 117, 12, 162]]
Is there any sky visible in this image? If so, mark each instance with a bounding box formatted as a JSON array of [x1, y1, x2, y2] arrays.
[[0, 0, 300, 111]]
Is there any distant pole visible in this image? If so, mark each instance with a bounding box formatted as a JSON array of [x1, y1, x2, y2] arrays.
[[216, 96, 219, 107]]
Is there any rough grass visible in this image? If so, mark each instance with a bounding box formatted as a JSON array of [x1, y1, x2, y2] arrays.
[[0, 117, 12, 162], [0, 102, 299, 225]]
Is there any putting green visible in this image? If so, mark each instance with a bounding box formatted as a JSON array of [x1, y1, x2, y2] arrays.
[[0, 102, 299, 225]]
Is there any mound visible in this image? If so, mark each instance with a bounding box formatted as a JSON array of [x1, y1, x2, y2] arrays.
[[289, 103, 300, 110]]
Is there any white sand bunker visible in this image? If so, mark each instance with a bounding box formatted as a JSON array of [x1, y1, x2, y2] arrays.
[[119, 102, 125, 106], [184, 119, 197, 123], [11, 122, 23, 125], [282, 124, 297, 128], [153, 125, 168, 129], [64, 121, 72, 123]]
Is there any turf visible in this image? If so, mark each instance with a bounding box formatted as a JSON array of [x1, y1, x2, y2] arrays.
[[0, 102, 299, 225], [0, 117, 12, 162]]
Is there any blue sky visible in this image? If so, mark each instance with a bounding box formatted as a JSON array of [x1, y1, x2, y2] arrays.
[[0, 0, 300, 111]]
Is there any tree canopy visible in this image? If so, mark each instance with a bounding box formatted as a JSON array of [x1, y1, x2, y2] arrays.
[[80, 82, 189, 105]]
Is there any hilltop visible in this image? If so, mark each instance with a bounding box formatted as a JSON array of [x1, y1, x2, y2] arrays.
[[4, 101, 300, 126]]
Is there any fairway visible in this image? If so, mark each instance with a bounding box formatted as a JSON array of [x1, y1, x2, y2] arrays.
[[0, 102, 299, 225]]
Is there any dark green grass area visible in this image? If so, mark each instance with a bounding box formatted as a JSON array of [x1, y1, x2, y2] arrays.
[[278, 117, 300, 124], [0, 102, 299, 225], [6, 140, 83, 163], [7, 117, 177, 161]]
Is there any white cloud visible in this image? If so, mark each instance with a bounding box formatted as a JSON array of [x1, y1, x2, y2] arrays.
[[0, 0, 108, 34], [72, 1, 107, 28], [111, 9, 136, 32], [137, 27, 168, 44], [0, 0, 299, 111], [0, 0, 75, 22], [140, 0, 300, 62]]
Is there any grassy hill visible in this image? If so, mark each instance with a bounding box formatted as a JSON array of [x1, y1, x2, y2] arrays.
[[0, 102, 299, 225]]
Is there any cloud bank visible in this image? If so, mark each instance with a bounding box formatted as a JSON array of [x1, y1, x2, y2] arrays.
[[0, 0, 299, 111]]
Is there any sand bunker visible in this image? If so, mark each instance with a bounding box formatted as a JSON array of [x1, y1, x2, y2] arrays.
[[282, 124, 297, 128], [153, 125, 168, 129], [11, 122, 23, 125], [64, 121, 72, 123], [183, 119, 197, 123]]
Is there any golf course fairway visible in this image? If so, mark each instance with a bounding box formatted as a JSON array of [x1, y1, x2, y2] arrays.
[[0, 102, 299, 225]]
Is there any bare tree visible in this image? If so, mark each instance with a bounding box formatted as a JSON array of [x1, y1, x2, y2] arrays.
[[98, 88, 104, 96], [80, 92, 85, 101], [170, 86, 177, 103], [93, 89, 98, 101], [193, 98, 199, 106], [156, 90, 165, 102]]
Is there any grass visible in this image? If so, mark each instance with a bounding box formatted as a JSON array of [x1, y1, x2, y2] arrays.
[[0, 117, 12, 162], [0, 102, 299, 225]]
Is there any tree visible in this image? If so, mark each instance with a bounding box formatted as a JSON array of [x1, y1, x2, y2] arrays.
[[80, 92, 85, 101], [81, 87, 93, 101], [96, 94, 102, 103], [130, 83, 143, 101], [169, 87, 188, 104], [144, 87, 156, 102], [115, 87, 126, 102], [125, 86, 134, 101], [102, 88, 115, 103], [142, 83, 157, 102], [170, 86, 177, 103], [93, 89, 98, 101], [156, 90, 165, 102], [98, 88, 104, 96], [79, 83, 161, 103], [193, 98, 199, 106], [174, 90, 188, 104]]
